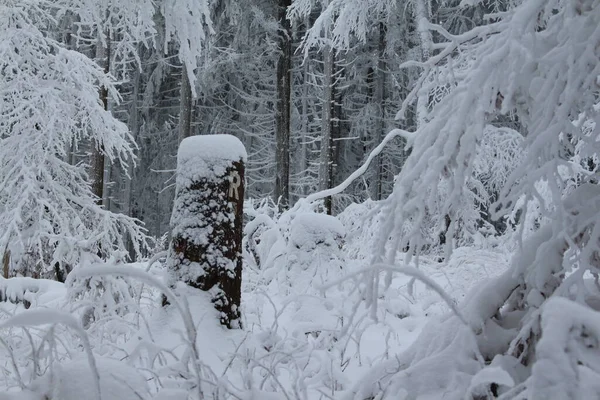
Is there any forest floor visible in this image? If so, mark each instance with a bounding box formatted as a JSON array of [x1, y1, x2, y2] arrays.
[[0, 204, 512, 398]]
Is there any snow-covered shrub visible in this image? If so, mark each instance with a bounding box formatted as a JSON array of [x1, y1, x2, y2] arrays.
[[335, 125, 523, 260], [70, 263, 225, 399], [0, 308, 98, 393], [337, 199, 384, 260], [243, 197, 281, 270], [148, 233, 169, 258], [279, 212, 345, 294], [66, 255, 140, 348], [243, 199, 304, 274], [244, 200, 347, 295], [407, 125, 525, 253], [472, 125, 524, 233], [473, 126, 524, 204], [524, 297, 600, 398], [240, 203, 360, 396]]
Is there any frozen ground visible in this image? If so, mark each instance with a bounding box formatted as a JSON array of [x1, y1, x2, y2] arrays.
[[0, 203, 511, 399]]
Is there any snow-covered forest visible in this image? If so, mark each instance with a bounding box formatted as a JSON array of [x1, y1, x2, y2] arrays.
[[0, 0, 599, 398]]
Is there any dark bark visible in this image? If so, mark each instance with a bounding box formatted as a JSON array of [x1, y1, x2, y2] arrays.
[[323, 48, 341, 215], [91, 30, 111, 204], [274, 0, 292, 209], [167, 155, 245, 329], [179, 64, 193, 142], [372, 22, 387, 201], [320, 43, 333, 214], [54, 262, 71, 283], [438, 214, 452, 246], [2, 250, 9, 279], [90, 142, 105, 205]]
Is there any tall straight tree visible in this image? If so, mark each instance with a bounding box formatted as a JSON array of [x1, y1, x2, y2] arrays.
[[318, 0, 334, 214], [179, 64, 194, 141], [90, 24, 110, 204], [413, 0, 432, 127], [371, 21, 387, 200], [275, 0, 292, 208]]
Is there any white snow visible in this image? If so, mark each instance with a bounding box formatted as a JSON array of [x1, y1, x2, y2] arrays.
[[22, 357, 147, 400], [531, 297, 600, 399], [0, 276, 65, 307], [0, 357, 148, 400], [2, 0, 599, 398], [0, 202, 514, 400], [153, 389, 189, 400], [177, 134, 247, 184], [288, 212, 345, 251]]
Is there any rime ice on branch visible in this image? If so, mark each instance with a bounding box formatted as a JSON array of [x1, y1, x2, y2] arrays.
[[167, 134, 246, 329]]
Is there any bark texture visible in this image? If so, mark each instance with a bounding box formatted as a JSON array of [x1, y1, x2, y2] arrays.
[[274, 0, 292, 209], [91, 33, 110, 204], [179, 64, 193, 142], [168, 158, 245, 329]]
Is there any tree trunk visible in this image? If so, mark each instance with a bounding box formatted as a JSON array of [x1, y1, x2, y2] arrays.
[[125, 53, 142, 259], [2, 250, 9, 279], [179, 64, 193, 142], [91, 31, 111, 205], [415, 0, 432, 128], [299, 43, 310, 197], [274, 0, 292, 209], [372, 22, 387, 201], [331, 49, 343, 206], [319, 42, 334, 214]]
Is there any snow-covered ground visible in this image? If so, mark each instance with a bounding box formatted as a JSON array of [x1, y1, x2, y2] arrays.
[[0, 203, 510, 399]]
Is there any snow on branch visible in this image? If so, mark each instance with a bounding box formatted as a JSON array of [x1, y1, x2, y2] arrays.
[[375, 0, 600, 264], [341, 1, 600, 398], [297, 128, 410, 208], [0, 1, 148, 276], [290, 0, 397, 55], [162, 0, 214, 97], [0, 277, 64, 308]]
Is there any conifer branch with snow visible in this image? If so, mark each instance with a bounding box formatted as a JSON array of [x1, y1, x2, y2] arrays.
[[0, 0, 148, 278]]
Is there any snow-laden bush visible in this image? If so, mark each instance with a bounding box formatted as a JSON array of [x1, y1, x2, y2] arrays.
[[241, 201, 365, 395], [409, 124, 526, 253], [65, 255, 142, 353], [68, 263, 226, 399], [243, 197, 282, 271], [337, 199, 384, 260], [334, 125, 524, 260], [282, 212, 345, 293], [244, 199, 346, 294], [0, 276, 64, 309], [0, 307, 99, 394]]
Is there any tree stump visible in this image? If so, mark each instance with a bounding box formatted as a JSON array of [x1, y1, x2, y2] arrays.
[[167, 134, 246, 329]]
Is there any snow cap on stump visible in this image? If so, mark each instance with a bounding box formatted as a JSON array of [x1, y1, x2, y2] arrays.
[[177, 134, 247, 185]]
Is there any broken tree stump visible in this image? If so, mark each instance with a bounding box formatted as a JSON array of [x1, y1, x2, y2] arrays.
[[167, 134, 246, 329]]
